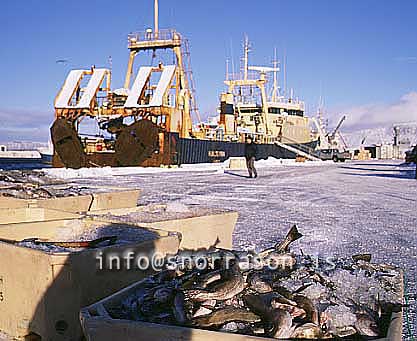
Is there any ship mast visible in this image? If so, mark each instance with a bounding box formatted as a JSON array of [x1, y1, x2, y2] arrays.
[[121, 0, 196, 136], [243, 35, 250, 81], [154, 0, 159, 37], [270, 48, 280, 102], [283, 50, 287, 98]]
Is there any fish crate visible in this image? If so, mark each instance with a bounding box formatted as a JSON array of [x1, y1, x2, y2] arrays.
[[228, 157, 247, 170], [88, 203, 238, 250], [80, 283, 403, 341], [0, 207, 81, 225], [88, 189, 141, 211], [0, 189, 141, 213], [80, 277, 403, 341], [0, 218, 180, 340], [295, 156, 307, 163], [0, 196, 27, 209]]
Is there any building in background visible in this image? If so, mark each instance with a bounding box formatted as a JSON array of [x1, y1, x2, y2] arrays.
[[1, 141, 48, 151], [393, 122, 417, 158]]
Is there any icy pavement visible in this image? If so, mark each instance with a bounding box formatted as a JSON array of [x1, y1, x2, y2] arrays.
[[46, 160, 417, 338]]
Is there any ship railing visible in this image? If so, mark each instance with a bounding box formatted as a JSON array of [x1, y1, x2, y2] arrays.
[[226, 71, 261, 81], [128, 29, 181, 45], [269, 98, 305, 109]]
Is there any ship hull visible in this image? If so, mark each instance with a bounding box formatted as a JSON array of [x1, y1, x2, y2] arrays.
[[52, 131, 318, 168], [0, 151, 41, 165], [176, 135, 318, 164], [0, 157, 41, 164], [40, 152, 53, 165]]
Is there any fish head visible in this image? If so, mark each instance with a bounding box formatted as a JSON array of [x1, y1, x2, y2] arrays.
[[291, 323, 323, 338]]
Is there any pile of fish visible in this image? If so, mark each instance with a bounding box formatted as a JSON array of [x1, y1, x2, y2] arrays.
[[113, 226, 402, 339], [0, 170, 51, 185], [0, 170, 96, 199]]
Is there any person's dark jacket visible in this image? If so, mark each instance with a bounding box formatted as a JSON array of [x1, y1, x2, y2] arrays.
[[245, 142, 257, 160], [405, 146, 417, 163]]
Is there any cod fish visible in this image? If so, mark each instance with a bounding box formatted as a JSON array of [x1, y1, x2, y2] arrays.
[[257, 292, 297, 308], [196, 270, 222, 288], [193, 306, 213, 318], [271, 302, 306, 319], [333, 326, 357, 338], [291, 323, 323, 339], [248, 272, 273, 294], [172, 291, 188, 324], [275, 224, 303, 253], [355, 312, 379, 337], [352, 253, 372, 262], [259, 225, 303, 257], [243, 294, 294, 338], [192, 307, 261, 328], [184, 263, 245, 302], [293, 295, 319, 325], [153, 287, 174, 303]]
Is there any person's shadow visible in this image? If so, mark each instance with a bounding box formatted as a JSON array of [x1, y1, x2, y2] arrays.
[[224, 171, 251, 178]]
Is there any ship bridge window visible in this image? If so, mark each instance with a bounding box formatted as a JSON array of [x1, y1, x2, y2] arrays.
[[221, 102, 234, 115], [288, 110, 304, 117], [240, 108, 261, 114], [150, 115, 158, 124], [268, 107, 281, 114], [157, 115, 167, 127]]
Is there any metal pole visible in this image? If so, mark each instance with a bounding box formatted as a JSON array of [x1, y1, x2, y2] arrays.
[[244, 36, 249, 81], [272, 48, 279, 102], [283, 51, 287, 98], [154, 0, 159, 37]]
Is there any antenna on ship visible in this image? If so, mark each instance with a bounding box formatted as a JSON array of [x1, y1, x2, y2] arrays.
[[230, 38, 236, 79], [108, 55, 113, 85], [270, 48, 280, 102], [283, 49, 287, 98], [318, 95, 325, 132]]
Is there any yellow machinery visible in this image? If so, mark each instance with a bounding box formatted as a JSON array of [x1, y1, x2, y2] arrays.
[[52, 1, 198, 168]]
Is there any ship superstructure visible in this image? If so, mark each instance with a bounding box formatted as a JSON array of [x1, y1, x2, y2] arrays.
[[217, 38, 313, 145]]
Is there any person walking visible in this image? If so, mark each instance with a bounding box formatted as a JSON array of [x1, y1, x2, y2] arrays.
[[409, 146, 417, 179], [244, 137, 258, 178], [410, 156, 417, 179]]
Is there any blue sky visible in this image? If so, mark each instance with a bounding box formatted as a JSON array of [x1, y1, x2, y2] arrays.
[[1, 0, 417, 141]]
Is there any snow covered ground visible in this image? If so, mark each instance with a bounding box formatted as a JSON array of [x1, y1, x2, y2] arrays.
[[42, 159, 416, 338]]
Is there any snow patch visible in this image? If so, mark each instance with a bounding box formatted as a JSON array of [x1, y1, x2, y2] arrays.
[[43, 158, 329, 180]]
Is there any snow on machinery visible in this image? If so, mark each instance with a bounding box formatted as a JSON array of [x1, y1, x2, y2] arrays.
[[312, 114, 351, 162]]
